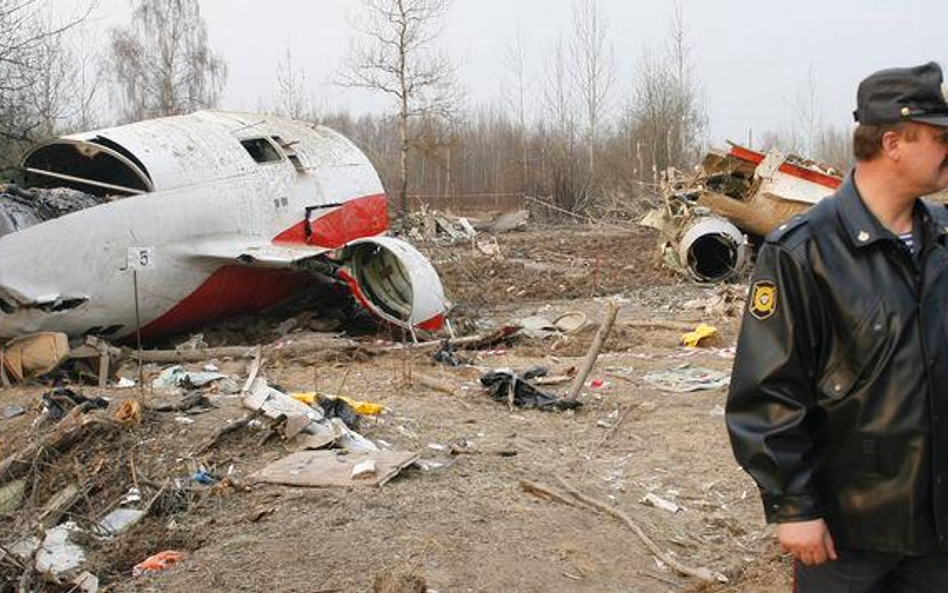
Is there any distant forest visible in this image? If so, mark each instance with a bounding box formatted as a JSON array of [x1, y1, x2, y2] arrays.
[[0, 0, 853, 220]]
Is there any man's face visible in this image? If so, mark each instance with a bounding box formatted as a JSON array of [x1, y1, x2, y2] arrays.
[[895, 123, 948, 195]]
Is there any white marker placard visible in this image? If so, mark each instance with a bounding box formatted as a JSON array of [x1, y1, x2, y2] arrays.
[[127, 246, 155, 270]]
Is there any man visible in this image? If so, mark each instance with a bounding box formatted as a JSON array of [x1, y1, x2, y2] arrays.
[[727, 61, 948, 591]]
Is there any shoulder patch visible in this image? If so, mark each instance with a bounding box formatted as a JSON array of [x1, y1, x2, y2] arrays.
[[749, 281, 777, 320], [765, 215, 808, 244]]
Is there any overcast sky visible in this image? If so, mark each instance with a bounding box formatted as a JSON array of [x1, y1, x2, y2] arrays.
[[68, 0, 948, 147]]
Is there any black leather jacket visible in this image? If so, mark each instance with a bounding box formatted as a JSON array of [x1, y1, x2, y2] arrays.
[[727, 174, 948, 554]]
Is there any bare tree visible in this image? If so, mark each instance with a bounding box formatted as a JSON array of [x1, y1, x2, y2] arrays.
[[0, 2, 48, 120], [339, 0, 456, 219], [666, 2, 705, 166], [29, 19, 102, 137], [624, 3, 705, 183], [568, 0, 614, 179], [541, 32, 584, 212], [0, 1, 93, 166], [789, 64, 822, 156], [758, 66, 828, 158], [544, 33, 575, 145], [813, 125, 853, 172], [108, 0, 227, 121], [502, 28, 531, 193], [274, 47, 310, 120]]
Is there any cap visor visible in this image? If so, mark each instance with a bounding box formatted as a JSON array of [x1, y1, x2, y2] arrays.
[[909, 114, 948, 127]]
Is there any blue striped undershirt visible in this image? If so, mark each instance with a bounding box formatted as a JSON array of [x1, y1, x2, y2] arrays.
[[898, 231, 914, 253]]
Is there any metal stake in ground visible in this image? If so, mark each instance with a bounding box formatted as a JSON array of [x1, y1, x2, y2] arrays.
[[127, 246, 155, 399], [133, 269, 143, 398]]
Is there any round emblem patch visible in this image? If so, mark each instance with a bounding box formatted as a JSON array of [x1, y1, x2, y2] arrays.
[[750, 281, 777, 320]]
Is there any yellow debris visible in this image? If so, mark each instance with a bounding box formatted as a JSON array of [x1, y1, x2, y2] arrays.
[[290, 392, 317, 405], [680, 323, 718, 348], [289, 392, 384, 416]]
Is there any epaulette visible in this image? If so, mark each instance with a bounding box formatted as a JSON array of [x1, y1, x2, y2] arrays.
[[765, 214, 808, 244]]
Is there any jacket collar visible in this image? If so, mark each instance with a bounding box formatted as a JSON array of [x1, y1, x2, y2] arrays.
[[837, 172, 948, 249]]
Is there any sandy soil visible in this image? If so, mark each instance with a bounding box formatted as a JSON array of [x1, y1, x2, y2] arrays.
[[0, 225, 790, 592]]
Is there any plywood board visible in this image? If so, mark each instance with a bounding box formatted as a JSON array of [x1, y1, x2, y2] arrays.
[[250, 450, 419, 487]]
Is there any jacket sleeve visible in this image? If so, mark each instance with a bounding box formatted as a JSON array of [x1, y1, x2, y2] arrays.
[[726, 240, 823, 523]]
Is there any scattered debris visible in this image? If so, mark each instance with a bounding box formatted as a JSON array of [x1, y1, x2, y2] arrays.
[[146, 392, 214, 414], [682, 284, 747, 318], [1, 404, 25, 420], [284, 433, 336, 453], [95, 508, 146, 536], [642, 493, 682, 514], [480, 368, 582, 411], [476, 237, 503, 258], [647, 143, 842, 283], [133, 550, 185, 577], [553, 311, 588, 334], [290, 393, 384, 416], [643, 364, 730, 393], [38, 483, 84, 528], [471, 209, 529, 233], [404, 206, 477, 243], [413, 458, 449, 472], [316, 395, 360, 430], [518, 316, 561, 340], [352, 458, 377, 479], [0, 479, 26, 514], [119, 487, 142, 506], [192, 469, 217, 485], [73, 571, 100, 593], [36, 387, 109, 426], [242, 377, 377, 452], [1, 332, 69, 383], [152, 365, 226, 389], [433, 339, 464, 366], [680, 323, 718, 348], [113, 399, 142, 426], [243, 378, 327, 426], [35, 522, 86, 580]]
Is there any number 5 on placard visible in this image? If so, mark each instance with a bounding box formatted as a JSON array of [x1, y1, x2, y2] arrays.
[[127, 246, 155, 270]]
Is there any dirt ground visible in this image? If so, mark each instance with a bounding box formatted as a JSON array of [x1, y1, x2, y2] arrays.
[[0, 224, 793, 592]]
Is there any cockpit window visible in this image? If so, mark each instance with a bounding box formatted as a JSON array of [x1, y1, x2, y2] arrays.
[[240, 138, 282, 164]]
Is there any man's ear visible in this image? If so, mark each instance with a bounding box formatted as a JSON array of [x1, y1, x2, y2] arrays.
[[880, 129, 903, 162]]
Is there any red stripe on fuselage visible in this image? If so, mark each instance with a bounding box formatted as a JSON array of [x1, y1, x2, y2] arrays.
[[138, 266, 311, 341], [273, 193, 389, 248], [728, 145, 842, 189]]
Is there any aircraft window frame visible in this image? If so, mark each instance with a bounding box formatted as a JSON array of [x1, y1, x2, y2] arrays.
[[271, 135, 306, 173], [240, 137, 284, 164]]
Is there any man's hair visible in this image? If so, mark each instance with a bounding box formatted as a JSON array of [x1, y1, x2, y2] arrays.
[[853, 122, 918, 161]]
